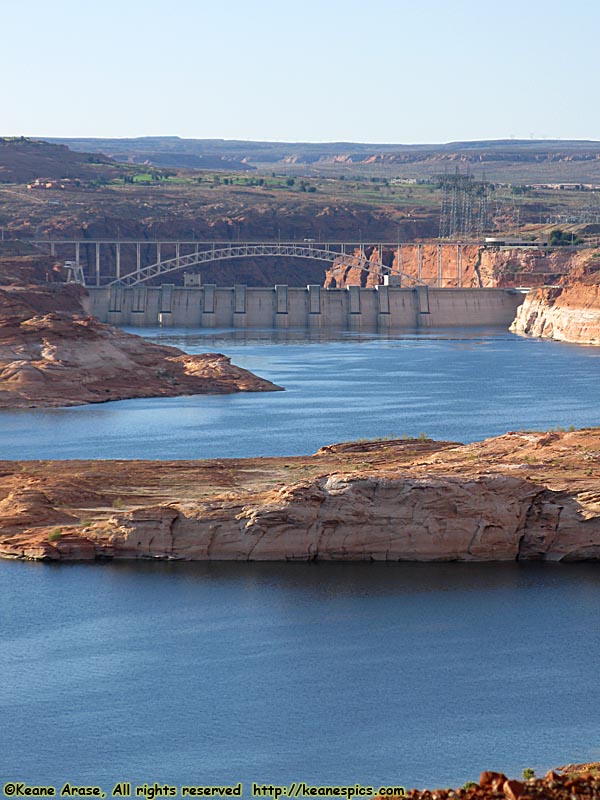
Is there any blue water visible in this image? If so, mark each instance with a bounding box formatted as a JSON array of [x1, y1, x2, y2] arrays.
[[1, 560, 599, 790], [1, 327, 600, 790], [0, 327, 599, 460]]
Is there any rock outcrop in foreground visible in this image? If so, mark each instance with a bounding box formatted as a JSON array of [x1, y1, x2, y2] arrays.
[[2, 429, 600, 562], [380, 765, 600, 800], [0, 282, 281, 407], [511, 262, 600, 345]]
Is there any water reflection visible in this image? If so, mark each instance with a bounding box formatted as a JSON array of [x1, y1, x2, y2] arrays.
[[1, 560, 599, 787]]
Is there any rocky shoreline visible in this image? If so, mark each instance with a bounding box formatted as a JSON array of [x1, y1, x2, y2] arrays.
[[389, 765, 600, 799], [511, 262, 600, 345], [0, 270, 281, 407], [1, 429, 600, 562]]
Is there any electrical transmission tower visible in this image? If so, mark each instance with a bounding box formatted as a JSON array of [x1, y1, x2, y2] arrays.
[[438, 168, 492, 239]]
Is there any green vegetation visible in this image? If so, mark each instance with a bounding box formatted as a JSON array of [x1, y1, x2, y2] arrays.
[[47, 528, 62, 542], [131, 171, 173, 183], [112, 497, 125, 509], [549, 228, 583, 246], [522, 768, 536, 780]]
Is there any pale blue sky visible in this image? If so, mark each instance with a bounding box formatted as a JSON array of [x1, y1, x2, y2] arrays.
[[3, 0, 598, 143]]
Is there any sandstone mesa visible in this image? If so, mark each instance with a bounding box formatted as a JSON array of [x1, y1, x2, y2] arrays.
[[2, 429, 600, 562]]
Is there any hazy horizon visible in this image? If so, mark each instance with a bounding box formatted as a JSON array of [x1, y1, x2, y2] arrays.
[[32, 135, 600, 146]]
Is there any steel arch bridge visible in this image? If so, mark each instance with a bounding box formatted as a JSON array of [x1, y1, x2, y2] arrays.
[[106, 242, 424, 287]]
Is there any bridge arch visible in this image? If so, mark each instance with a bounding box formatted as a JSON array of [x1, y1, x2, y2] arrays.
[[107, 242, 424, 287]]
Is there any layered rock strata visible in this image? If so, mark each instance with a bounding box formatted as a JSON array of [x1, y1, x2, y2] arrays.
[[0, 282, 281, 407], [2, 430, 600, 562], [325, 245, 594, 289], [511, 263, 600, 345]]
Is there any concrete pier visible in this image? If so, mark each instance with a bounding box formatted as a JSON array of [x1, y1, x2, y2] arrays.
[[87, 285, 526, 330]]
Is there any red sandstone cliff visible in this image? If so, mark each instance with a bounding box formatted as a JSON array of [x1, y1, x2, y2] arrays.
[[2, 429, 600, 562], [324, 245, 590, 289], [511, 259, 600, 344]]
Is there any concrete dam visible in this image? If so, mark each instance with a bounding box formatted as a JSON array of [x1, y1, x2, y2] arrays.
[[87, 284, 526, 330]]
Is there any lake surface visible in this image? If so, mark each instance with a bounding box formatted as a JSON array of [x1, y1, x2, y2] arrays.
[[1, 327, 600, 790], [1, 327, 600, 460], [1, 560, 600, 790]]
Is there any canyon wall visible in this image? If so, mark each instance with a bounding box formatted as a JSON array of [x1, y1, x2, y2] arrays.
[[511, 262, 600, 345], [325, 245, 590, 289]]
